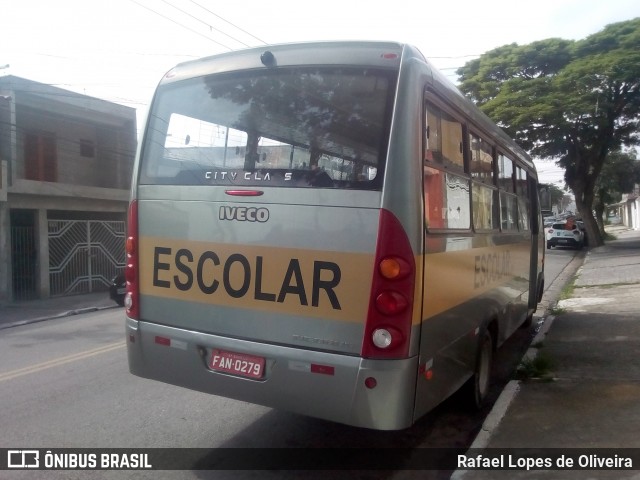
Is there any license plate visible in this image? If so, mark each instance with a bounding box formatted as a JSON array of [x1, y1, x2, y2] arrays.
[[558, 239, 568, 243], [209, 349, 265, 379]]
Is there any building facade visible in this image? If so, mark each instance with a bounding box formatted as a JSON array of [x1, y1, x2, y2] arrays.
[[619, 186, 640, 231], [0, 76, 136, 303]]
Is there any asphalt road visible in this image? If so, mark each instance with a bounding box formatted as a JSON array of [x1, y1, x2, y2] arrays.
[[0, 249, 578, 480]]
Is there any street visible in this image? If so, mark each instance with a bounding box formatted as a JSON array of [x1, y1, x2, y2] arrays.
[[0, 249, 580, 480]]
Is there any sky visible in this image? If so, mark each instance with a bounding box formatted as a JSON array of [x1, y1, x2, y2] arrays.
[[3, 0, 640, 187]]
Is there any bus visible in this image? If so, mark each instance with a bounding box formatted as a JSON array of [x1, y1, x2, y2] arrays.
[[125, 41, 544, 430]]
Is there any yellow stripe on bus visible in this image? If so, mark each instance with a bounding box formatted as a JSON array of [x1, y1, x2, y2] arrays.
[[138, 237, 531, 325], [422, 242, 531, 320], [138, 236, 374, 323]]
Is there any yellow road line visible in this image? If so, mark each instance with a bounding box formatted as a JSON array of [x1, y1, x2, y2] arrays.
[[0, 341, 125, 383]]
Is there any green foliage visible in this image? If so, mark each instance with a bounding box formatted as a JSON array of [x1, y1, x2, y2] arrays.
[[594, 150, 640, 234], [596, 151, 639, 204], [559, 280, 576, 301], [541, 182, 567, 208], [457, 18, 640, 247], [516, 352, 555, 381]]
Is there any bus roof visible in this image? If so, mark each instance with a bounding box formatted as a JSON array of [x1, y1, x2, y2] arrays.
[[161, 41, 406, 84]]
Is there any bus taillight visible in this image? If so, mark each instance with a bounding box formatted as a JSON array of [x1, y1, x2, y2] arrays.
[[379, 256, 411, 280], [362, 209, 415, 359], [375, 290, 408, 315], [125, 200, 139, 320]]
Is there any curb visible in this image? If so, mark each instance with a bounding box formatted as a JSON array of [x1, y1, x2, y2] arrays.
[[0, 304, 119, 331]]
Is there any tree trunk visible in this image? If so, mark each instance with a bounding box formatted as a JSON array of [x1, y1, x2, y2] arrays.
[[574, 196, 603, 247], [594, 202, 606, 238], [568, 150, 605, 248]]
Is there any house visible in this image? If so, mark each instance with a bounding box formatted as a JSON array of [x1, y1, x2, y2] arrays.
[[617, 185, 640, 230], [0, 75, 136, 303]]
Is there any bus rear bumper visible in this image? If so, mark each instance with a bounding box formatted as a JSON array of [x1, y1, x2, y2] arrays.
[[126, 318, 418, 430]]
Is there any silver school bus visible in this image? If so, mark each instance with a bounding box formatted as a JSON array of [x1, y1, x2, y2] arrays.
[[125, 41, 544, 430]]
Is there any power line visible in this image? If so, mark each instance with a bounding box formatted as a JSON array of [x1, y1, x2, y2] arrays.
[[188, 0, 268, 46], [128, 0, 233, 51], [159, 0, 252, 49]]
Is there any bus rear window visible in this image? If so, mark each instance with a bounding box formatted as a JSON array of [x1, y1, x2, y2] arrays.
[[140, 67, 397, 189]]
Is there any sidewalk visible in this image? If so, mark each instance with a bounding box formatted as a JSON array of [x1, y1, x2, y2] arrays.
[[0, 290, 119, 330], [455, 225, 640, 479]]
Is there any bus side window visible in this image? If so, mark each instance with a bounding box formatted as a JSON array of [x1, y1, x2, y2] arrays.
[[500, 191, 519, 231], [424, 167, 445, 229], [516, 167, 530, 231], [472, 183, 499, 230], [424, 167, 471, 230], [424, 101, 464, 171], [497, 152, 519, 231], [498, 153, 515, 193], [516, 166, 528, 198], [518, 197, 530, 231], [469, 133, 494, 184]]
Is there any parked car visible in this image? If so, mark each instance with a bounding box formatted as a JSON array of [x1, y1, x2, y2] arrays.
[[546, 221, 584, 250], [109, 273, 126, 306]]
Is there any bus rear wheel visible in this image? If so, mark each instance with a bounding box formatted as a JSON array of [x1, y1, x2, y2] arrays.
[[464, 329, 493, 410]]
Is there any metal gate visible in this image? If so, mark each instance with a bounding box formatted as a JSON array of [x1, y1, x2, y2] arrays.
[[48, 220, 126, 296], [11, 226, 37, 301]]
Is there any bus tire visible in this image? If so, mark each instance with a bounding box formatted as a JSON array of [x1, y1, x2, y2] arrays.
[[464, 329, 493, 410]]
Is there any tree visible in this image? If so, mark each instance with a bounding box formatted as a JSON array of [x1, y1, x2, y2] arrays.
[[457, 19, 640, 246], [593, 150, 640, 235], [539, 183, 567, 214]]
